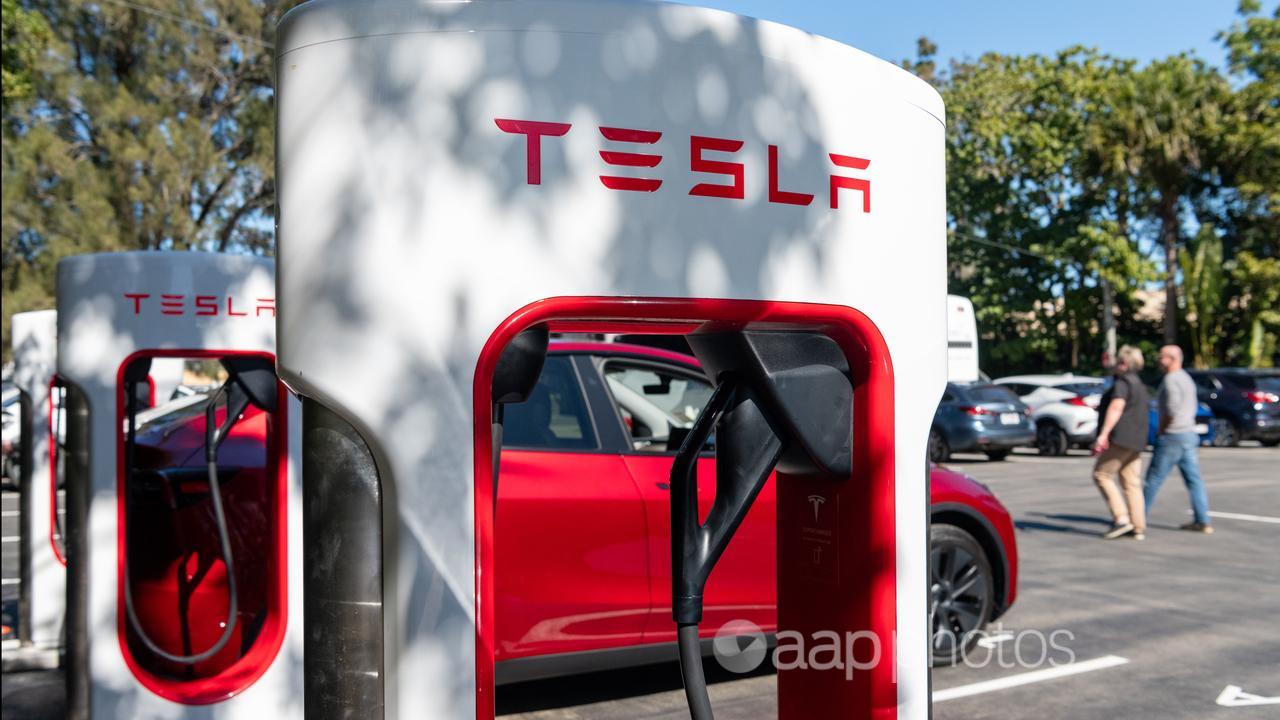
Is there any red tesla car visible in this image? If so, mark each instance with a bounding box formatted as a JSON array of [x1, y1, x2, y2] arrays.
[[129, 341, 1017, 682], [493, 341, 1018, 680]]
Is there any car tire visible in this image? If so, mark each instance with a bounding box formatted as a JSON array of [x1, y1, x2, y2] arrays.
[[929, 429, 950, 463], [930, 524, 995, 667], [1261, 438, 1280, 448], [1211, 418, 1238, 447], [984, 449, 1010, 461], [1036, 423, 1068, 456]]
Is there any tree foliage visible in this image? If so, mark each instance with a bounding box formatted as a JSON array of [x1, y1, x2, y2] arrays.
[[1180, 226, 1226, 368], [2, 1, 1277, 370], [940, 2, 1279, 374], [2, 0, 295, 354]]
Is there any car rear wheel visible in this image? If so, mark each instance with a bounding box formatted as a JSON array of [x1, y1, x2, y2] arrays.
[[1211, 419, 1238, 447], [1261, 438, 1280, 448], [1036, 423, 1068, 456], [929, 429, 950, 463], [984, 449, 1010, 461], [930, 524, 995, 667]]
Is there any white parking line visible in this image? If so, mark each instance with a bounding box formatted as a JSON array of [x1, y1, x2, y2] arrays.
[[1203, 510, 1280, 525], [1, 536, 19, 543], [1, 511, 19, 518], [1, 578, 19, 586], [932, 655, 1130, 703]]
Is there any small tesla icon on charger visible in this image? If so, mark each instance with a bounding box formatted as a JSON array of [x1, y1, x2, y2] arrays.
[[807, 494, 826, 523]]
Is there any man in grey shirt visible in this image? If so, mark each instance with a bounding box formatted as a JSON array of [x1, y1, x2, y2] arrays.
[[1143, 345, 1213, 533]]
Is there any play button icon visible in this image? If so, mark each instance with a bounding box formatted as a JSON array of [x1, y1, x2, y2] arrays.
[[712, 619, 768, 674]]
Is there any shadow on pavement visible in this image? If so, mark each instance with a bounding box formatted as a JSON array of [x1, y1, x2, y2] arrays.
[[0, 669, 65, 720], [1013, 520, 1104, 537], [1031, 513, 1112, 526], [497, 657, 774, 715]]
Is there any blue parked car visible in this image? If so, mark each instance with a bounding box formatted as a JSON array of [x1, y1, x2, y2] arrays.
[[1147, 399, 1216, 447], [931, 382, 1037, 462]]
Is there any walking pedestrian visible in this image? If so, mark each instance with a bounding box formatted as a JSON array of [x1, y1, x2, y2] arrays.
[[1143, 345, 1213, 534], [1093, 345, 1150, 540]]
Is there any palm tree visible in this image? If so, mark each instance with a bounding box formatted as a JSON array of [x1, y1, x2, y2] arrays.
[[1133, 56, 1227, 344]]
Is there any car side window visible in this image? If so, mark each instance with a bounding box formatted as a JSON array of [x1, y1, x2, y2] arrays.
[[603, 362, 713, 453], [1005, 383, 1033, 397], [501, 356, 598, 451], [1193, 375, 1218, 391]]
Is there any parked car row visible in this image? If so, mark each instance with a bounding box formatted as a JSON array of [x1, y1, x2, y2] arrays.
[[930, 368, 1279, 461]]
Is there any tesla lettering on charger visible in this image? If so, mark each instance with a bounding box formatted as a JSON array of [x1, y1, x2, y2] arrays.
[[496, 118, 872, 210], [277, 1, 944, 719], [122, 292, 276, 317]]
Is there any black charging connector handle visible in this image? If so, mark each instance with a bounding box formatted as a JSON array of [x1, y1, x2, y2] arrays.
[[689, 331, 853, 477], [123, 356, 278, 666], [490, 326, 550, 490], [670, 373, 784, 720], [671, 374, 785, 625], [673, 331, 857, 720]]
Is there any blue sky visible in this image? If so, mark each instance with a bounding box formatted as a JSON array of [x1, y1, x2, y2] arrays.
[[687, 1, 1272, 72]]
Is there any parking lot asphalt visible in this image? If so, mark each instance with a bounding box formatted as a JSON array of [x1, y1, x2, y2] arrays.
[[496, 445, 1280, 720], [2, 447, 1276, 719]]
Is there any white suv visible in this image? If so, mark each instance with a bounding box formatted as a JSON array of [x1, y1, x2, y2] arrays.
[[994, 374, 1105, 456]]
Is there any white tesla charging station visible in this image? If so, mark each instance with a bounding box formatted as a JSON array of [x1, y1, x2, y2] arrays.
[[276, 0, 945, 718], [10, 309, 62, 661], [57, 252, 302, 719]]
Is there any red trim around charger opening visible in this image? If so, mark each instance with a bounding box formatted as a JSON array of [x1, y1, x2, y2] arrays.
[[472, 297, 897, 720], [114, 349, 289, 705], [49, 375, 66, 566]]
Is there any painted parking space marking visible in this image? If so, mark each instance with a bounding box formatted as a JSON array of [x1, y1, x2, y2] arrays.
[[1202, 510, 1280, 525], [976, 631, 1015, 649], [932, 655, 1129, 703], [1216, 685, 1280, 707]]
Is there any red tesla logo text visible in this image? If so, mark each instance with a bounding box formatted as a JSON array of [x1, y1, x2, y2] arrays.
[[123, 293, 275, 318], [496, 118, 871, 212]]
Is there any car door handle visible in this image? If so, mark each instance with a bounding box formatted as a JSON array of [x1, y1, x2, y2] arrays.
[[656, 482, 670, 491]]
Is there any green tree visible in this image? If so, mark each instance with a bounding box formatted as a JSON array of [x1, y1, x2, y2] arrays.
[[2, 0, 294, 355], [1, 0, 50, 107], [1179, 226, 1227, 368], [1131, 55, 1228, 345], [945, 48, 1156, 374], [1231, 252, 1280, 366], [1208, 2, 1279, 365]]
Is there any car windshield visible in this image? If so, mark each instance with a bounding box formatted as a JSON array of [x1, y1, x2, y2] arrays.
[[604, 363, 713, 452], [965, 385, 1020, 404], [132, 393, 212, 444], [1055, 382, 1103, 396]]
